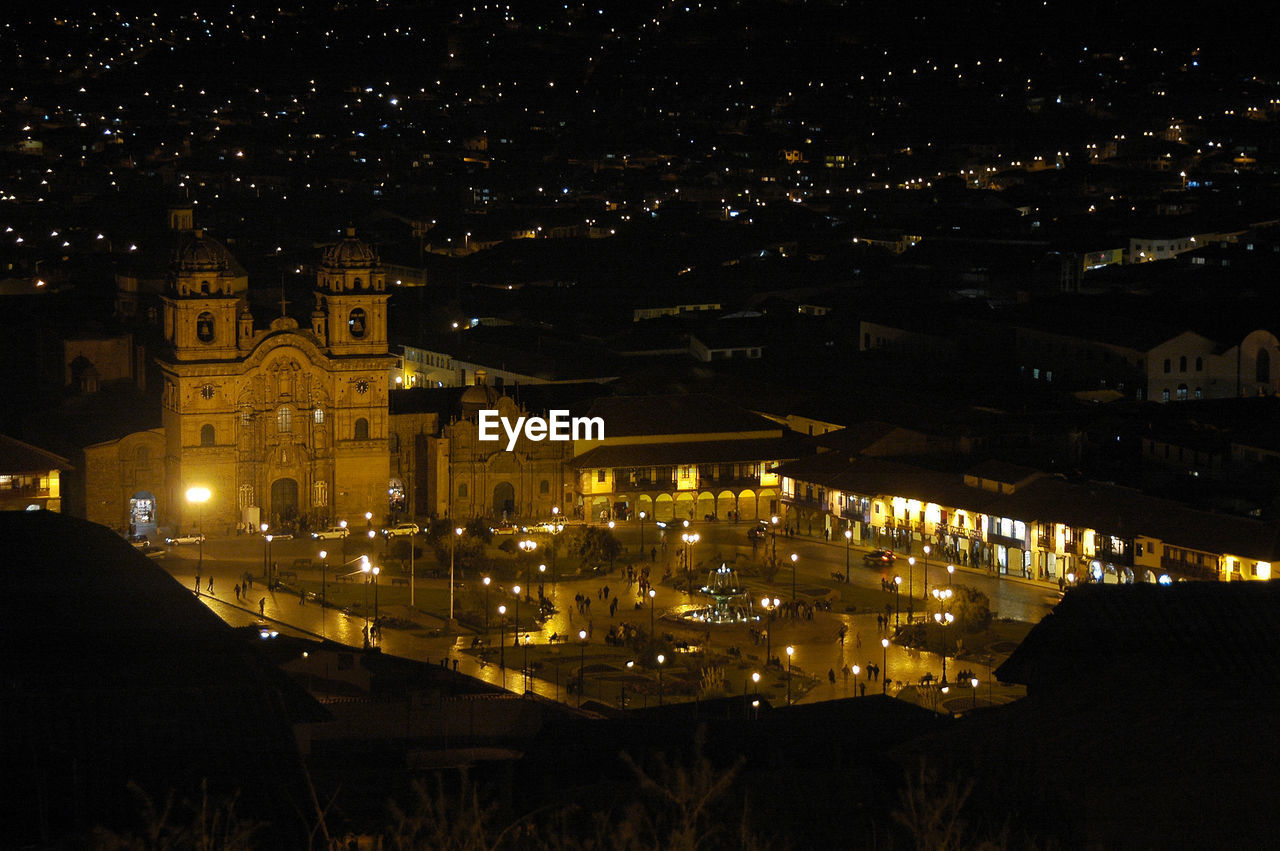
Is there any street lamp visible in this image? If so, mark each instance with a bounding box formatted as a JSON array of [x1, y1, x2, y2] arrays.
[[498, 604, 507, 670], [770, 515, 779, 564], [648, 587, 657, 635], [881, 637, 890, 694], [656, 652, 665, 706], [843, 528, 852, 582], [922, 543, 931, 603], [893, 575, 901, 628], [318, 550, 327, 634], [932, 586, 954, 683], [579, 629, 588, 707], [186, 486, 210, 576], [681, 532, 700, 594], [760, 596, 780, 664], [639, 510, 647, 556], [339, 519, 348, 564], [260, 523, 270, 583], [749, 671, 760, 717], [518, 539, 537, 596], [371, 565, 380, 625], [790, 552, 798, 610], [851, 664, 861, 696], [947, 563, 955, 585], [450, 526, 462, 624], [265, 534, 274, 588], [785, 645, 794, 705], [971, 676, 980, 710], [907, 556, 915, 613], [512, 585, 522, 657]]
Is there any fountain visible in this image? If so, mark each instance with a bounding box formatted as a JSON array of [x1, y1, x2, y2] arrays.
[[682, 564, 759, 624]]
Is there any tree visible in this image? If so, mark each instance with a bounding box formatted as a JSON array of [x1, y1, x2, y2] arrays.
[[950, 585, 992, 633], [570, 526, 622, 570]]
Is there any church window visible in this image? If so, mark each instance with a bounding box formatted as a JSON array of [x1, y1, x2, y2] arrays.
[[196, 312, 215, 343], [354, 277, 364, 289], [238, 484, 255, 508], [458, 483, 469, 498], [313, 480, 328, 507], [540, 479, 550, 494], [348, 308, 367, 339], [1258, 349, 1271, 383], [200, 424, 215, 446], [200, 280, 211, 295], [135, 446, 149, 466], [277, 406, 292, 433], [314, 408, 324, 424], [354, 417, 369, 440]]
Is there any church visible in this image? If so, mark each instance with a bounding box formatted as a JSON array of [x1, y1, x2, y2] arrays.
[[84, 223, 393, 537]]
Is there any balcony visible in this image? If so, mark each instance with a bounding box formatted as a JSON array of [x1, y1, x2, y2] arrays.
[[1160, 555, 1218, 581], [1095, 547, 1133, 567]]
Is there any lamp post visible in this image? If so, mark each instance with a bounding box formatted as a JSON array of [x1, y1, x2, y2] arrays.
[[922, 544, 932, 617], [408, 529, 416, 607], [785, 645, 794, 705], [518, 539, 537, 596], [893, 575, 901, 628], [760, 596, 780, 665], [318, 550, 327, 635], [947, 563, 955, 585], [906, 556, 915, 616], [266, 534, 274, 588], [450, 526, 462, 624], [372, 565, 380, 625], [579, 629, 588, 707], [681, 532, 700, 595], [971, 676, 979, 710], [512, 585, 522, 661], [260, 523, 269, 583], [749, 671, 760, 717], [639, 510, 647, 556], [339, 519, 348, 564], [881, 637, 890, 694], [359, 556, 371, 633], [482, 576, 491, 632], [932, 586, 954, 684], [790, 552, 798, 611], [770, 515, 779, 565], [844, 528, 852, 582], [656, 652, 665, 706], [851, 664, 861, 696], [648, 587, 657, 635], [498, 604, 507, 670], [185, 486, 210, 576]]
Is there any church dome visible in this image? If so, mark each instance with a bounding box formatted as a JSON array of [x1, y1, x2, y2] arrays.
[[174, 229, 230, 273], [322, 227, 378, 268]]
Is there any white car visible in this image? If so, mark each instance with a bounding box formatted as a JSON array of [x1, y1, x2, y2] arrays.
[[164, 533, 205, 545], [523, 521, 562, 534], [311, 526, 350, 540], [384, 522, 420, 537]]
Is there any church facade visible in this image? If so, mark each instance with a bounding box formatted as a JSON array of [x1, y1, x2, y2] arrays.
[[146, 227, 394, 534]]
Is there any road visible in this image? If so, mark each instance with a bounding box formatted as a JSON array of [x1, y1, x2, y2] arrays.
[[157, 524, 1039, 709]]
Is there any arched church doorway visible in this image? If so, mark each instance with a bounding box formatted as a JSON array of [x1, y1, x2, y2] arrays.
[[129, 491, 156, 536], [493, 481, 515, 518], [271, 478, 300, 526]]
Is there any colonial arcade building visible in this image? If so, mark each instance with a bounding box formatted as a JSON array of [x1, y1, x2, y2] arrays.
[[87, 227, 394, 535]]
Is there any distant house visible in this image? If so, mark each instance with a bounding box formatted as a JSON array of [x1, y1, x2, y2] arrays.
[[0, 433, 70, 513]]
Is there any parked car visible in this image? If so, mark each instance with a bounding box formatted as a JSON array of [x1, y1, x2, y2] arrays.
[[127, 534, 150, 549], [490, 522, 517, 535], [522, 521, 562, 534], [164, 533, 206, 545], [383, 522, 420, 537], [863, 549, 897, 567], [311, 526, 350, 540]]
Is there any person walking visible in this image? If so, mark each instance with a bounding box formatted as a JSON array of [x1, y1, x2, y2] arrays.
[[207, 576, 214, 594], [259, 597, 266, 616], [234, 583, 241, 601]]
